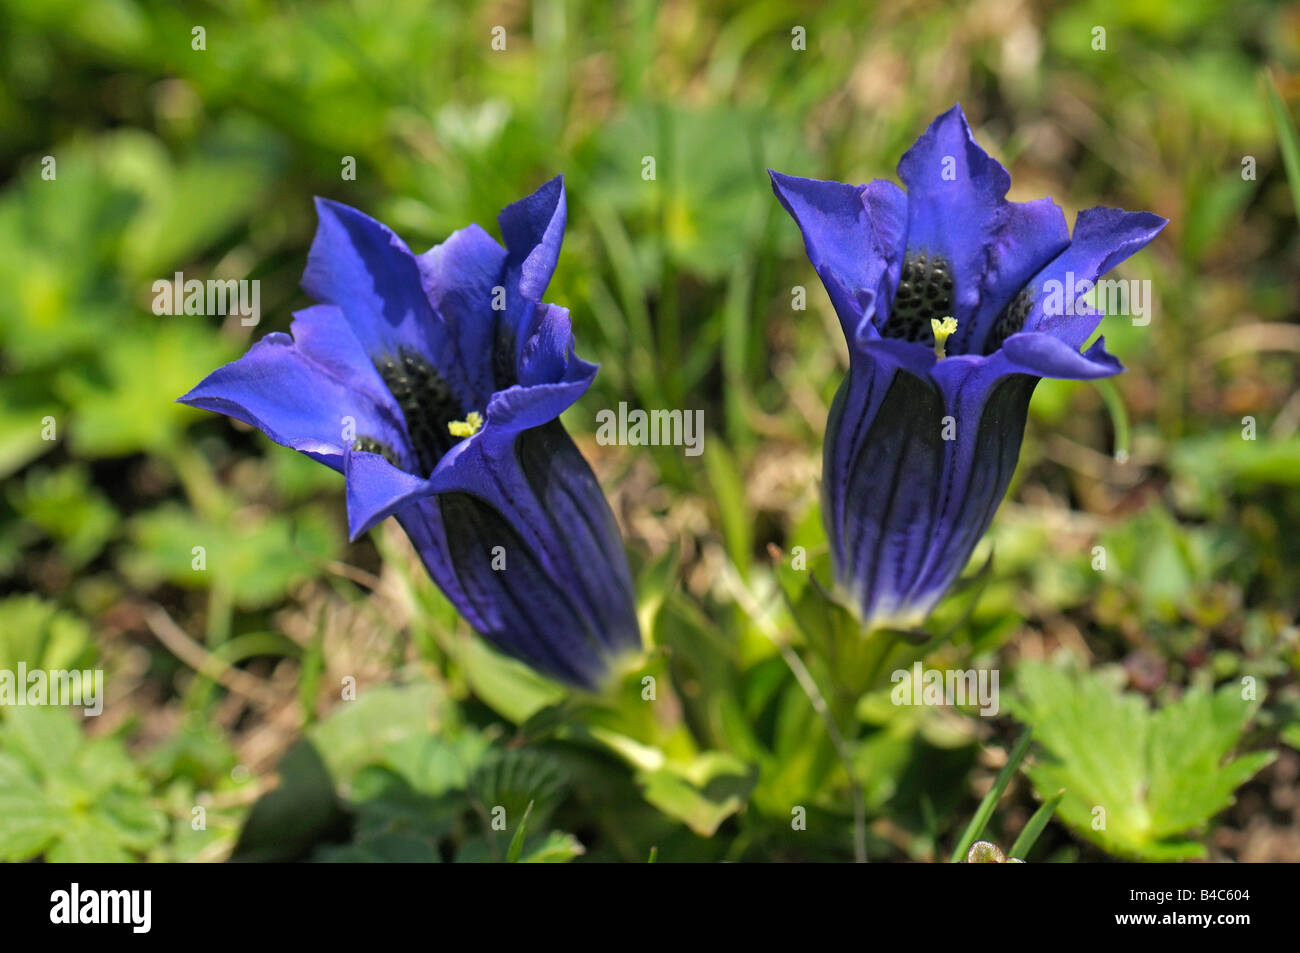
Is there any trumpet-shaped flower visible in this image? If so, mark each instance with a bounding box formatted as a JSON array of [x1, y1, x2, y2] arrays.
[[180, 178, 640, 689], [771, 105, 1167, 630]]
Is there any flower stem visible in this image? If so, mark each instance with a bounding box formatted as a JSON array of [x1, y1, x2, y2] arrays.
[[774, 640, 868, 863]]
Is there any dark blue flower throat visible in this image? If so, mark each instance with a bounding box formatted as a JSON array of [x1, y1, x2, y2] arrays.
[[881, 250, 954, 347], [366, 348, 468, 476], [881, 251, 1035, 356], [984, 288, 1034, 355]]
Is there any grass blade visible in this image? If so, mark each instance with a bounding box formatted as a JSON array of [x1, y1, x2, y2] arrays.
[[506, 800, 535, 863], [1008, 788, 1065, 861], [949, 727, 1033, 863], [1093, 378, 1131, 464], [1266, 70, 1300, 223]]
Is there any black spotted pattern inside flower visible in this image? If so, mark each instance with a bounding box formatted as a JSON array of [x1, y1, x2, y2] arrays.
[[984, 288, 1033, 355], [881, 251, 954, 347], [360, 348, 468, 476]]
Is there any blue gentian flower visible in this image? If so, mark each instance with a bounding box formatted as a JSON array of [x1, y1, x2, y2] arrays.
[[179, 177, 641, 689], [771, 105, 1167, 631]]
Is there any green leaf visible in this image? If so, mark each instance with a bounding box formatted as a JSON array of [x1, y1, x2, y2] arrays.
[[0, 594, 94, 673], [518, 829, 584, 863], [636, 751, 756, 837], [117, 119, 285, 280], [122, 502, 340, 609], [315, 831, 441, 863], [379, 733, 488, 800], [57, 322, 236, 459], [470, 748, 568, 837], [8, 465, 119, 567], [308, 680, 449, 783], [457, 637, 565, 724], [703, 440, 752, 578], [1011, 662, 1274, 861], [0, 707, 166, 862], [0, 390, 59, 479]]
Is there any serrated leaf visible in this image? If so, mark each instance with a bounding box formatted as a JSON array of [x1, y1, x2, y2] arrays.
[[0, 708, 165, 862], [470, 748, 567, 836], [8, 465, 119, 567], [1011, 663, 1274, 861], [314, 831, 441, 863]]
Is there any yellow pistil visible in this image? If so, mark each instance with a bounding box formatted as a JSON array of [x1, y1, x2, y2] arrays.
[[931, 316, 958, 359], [447, 410, 484, 438]]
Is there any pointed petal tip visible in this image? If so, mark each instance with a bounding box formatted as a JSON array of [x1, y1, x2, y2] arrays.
[[922, 103, 974, 141], [311, 194, 351, 217], [939, 101, 969, 123], [498, 175, 569, 301], [1085, 334, 1126, 373], [768, 170, 846, 210], [344, 454, 410, 541], [898, 101, 1011, 201], [345, 520, 366, 545], [174, 374, 220, 409], [512, 174, 565, 212], [1076, 205, 1170, 235], [1001, 329, 1125, 380]]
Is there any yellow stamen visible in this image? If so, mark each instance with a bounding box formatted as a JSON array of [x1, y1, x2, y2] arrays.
[[448, 410, 484, 438], [931, 316, 958, 359]]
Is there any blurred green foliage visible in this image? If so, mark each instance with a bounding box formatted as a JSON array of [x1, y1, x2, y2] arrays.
[[0, 0, 1297, 861]]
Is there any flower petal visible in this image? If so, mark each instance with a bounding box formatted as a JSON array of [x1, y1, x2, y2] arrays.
[[178, 306, 409, 471], [499, 175, 566, 304], [1023, 206, 1168, 348], [416, 222, 508, 405], [344, 449, 434, 539], [896, 368, 1038, 616], [303, 198, 441, 365], [1000, 331, 1125, 380], [436, 490, 611, 689], [965, 197, 1070, 354], [896, 105, 1012, 325], [829, 363, 947, 627], [513, 422, 641, 657], [898, 105, 1072, 353], [768, 170, 908, 344]]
